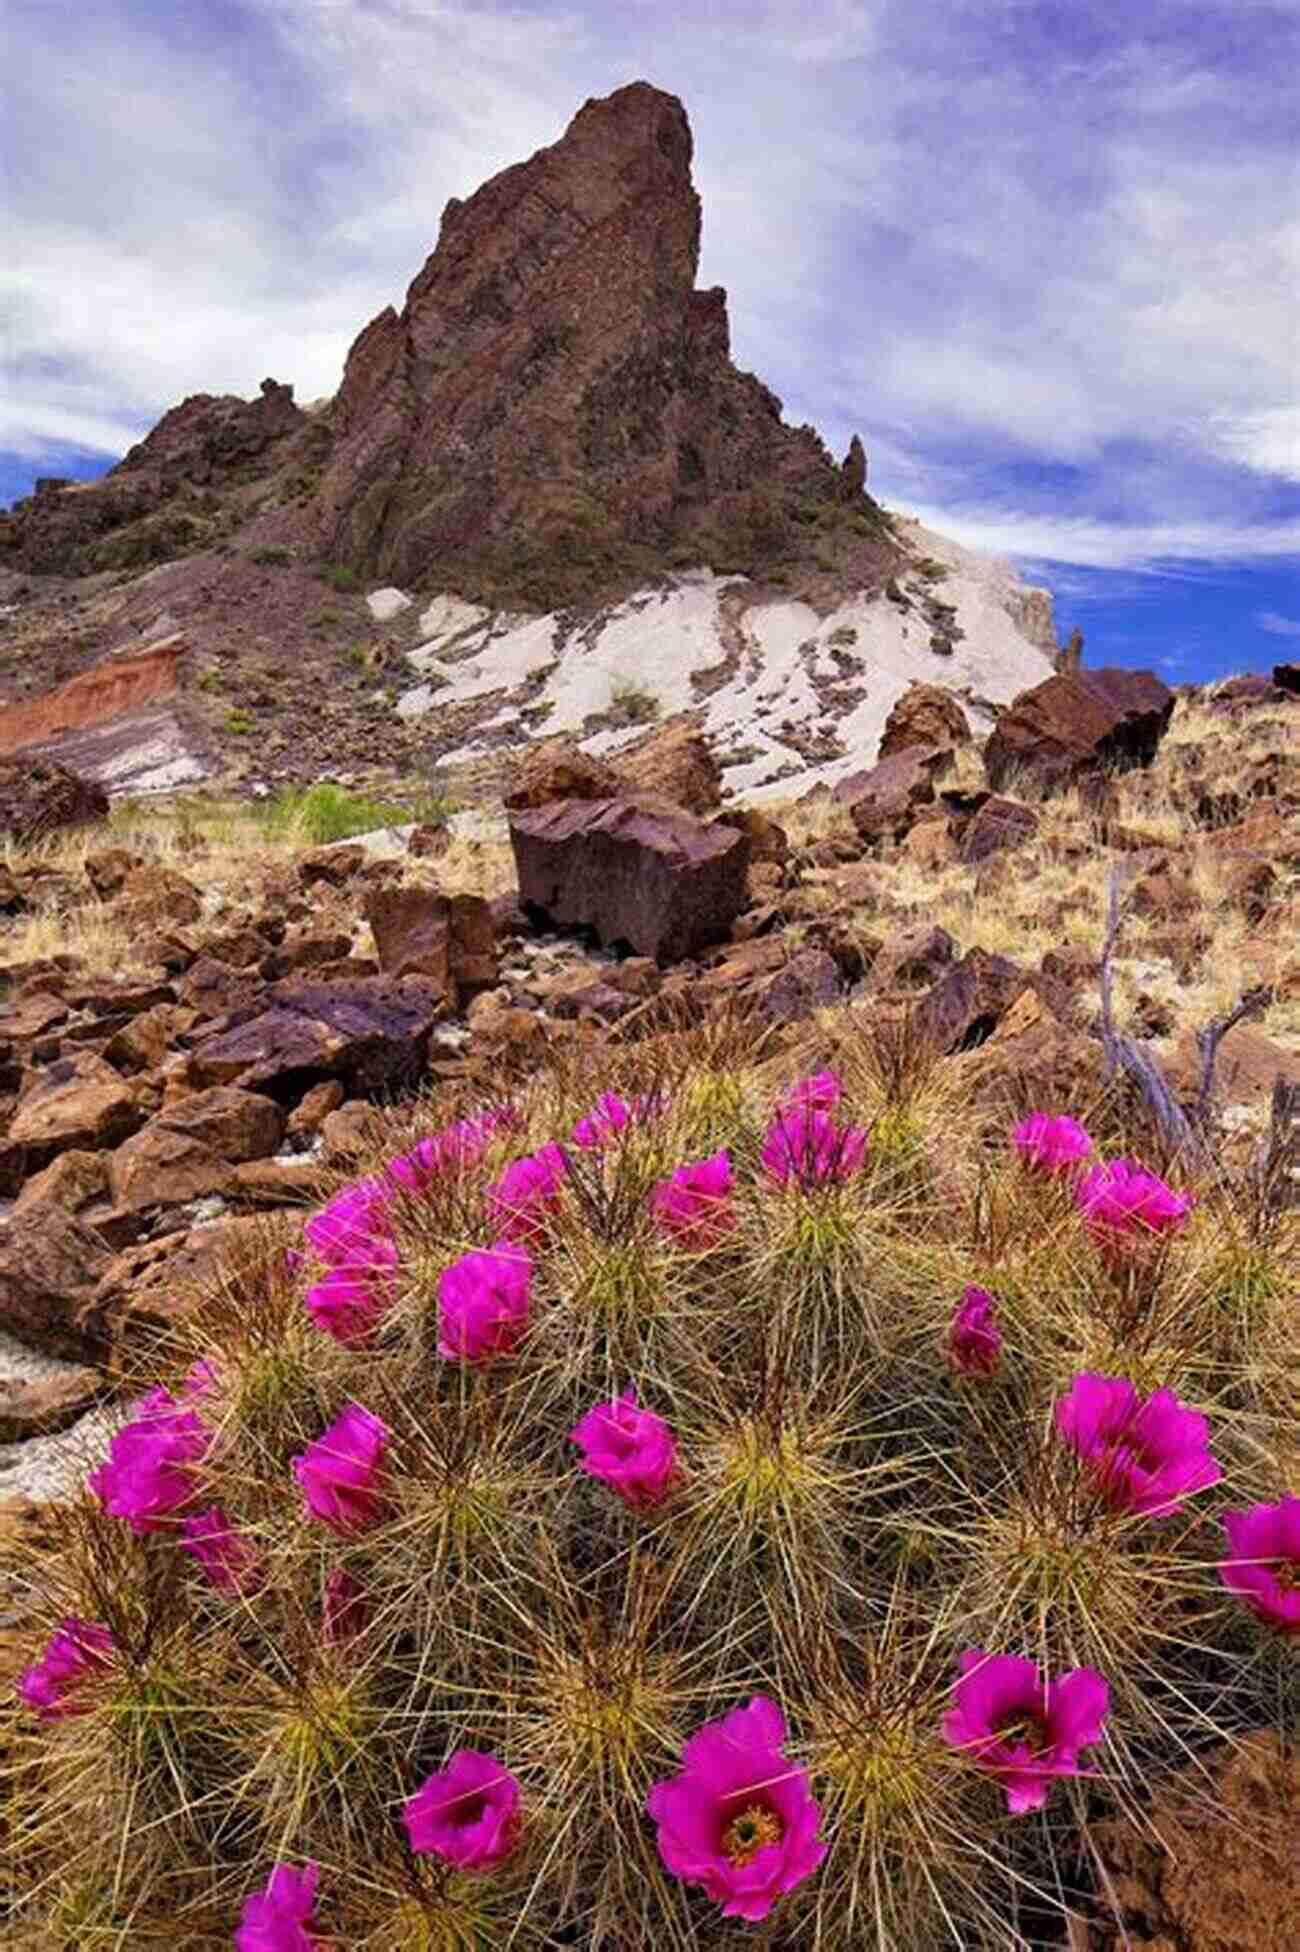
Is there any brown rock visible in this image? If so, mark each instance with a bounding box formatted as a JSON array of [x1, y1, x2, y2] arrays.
[[365, 886, 498, 1003], [1162, 1023, 1300, 1114], [83, 846, 143, 898], [108, 1086, 285, 1211], [1219, 855, 1278, 922], [13, 1148, 109, 1218], [952, 794, 1039, 864], [984, 667, 1174, 794], [0, 989, 69, 1044], [0, 756, 109, 843], [187, 975, 444, 1100], [912, 949, 1027, 1053], [83, 1212, 297, 1367], [503, 738, 624, 811], [0, 1366, 105, 1442], [618, 715, 722, 813], [470, 1003, 548, 1059], [871, 924, 959, 993], [260, 925, 355, 978], [178, 955, 267, 1018], [509, 795, 750, 962], [102, 1001, 197, 1074], [319, 1100, 377, 1162], [407, 821, 451, 858], [297, 843, 366, 887], [0, 1205, 111, 1358], [200, 925, 271, 969], [902, 818, 959, 871], [230, 1156, 329, 1205], [716, 806, 789, 865], [118, 863, 203, 926], [285, 1079, 344, 1138], [876, 683, 971, 762], [841, 746, 953, 844], [8, 1050, 141, 1164], [757, 948, 841, 1023]]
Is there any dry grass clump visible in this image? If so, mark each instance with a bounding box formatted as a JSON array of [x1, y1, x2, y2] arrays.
[[5, 1012, 1296, 1949]]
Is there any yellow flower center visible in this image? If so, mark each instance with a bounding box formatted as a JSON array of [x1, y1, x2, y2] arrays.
[[721, 1803, 783, 1866]]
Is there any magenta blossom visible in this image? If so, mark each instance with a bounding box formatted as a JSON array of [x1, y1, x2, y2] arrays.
[[647, 1694, 826, 1922], [180, 1506, 262, 1596], [304, 1267, 389, 1348], [572, 1092, 633, 1150], [403, 1749, 522, 1870], [1075, 1158, 1192, 1252], [486, 1143, 569, 1242], [234, 1861, 321, 1952], [649, 1150, 735, 1249], [17, 1617, 115, 1720], [942, 1649, 1109, 1815], [570, 1389, 678, 1508], [322, 1568, 369, 1649], [1218, 1498, 1300, 1635], [437, 1241, 532, 1362], [386, 1107, 514, 1192], [779, 1069, 843, 1114], [87, 1390, 213, 1534], [292, 1403, 390, 1535], [948, 1285, 1002, 1378], [761, 1107, 867, 1187], [1055, 1372, 1221, 1517], [1012, 1112, 1093, 1176], [303, 1179, 397, 1273]]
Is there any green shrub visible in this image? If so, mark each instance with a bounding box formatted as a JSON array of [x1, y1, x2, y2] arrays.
[[319, 562, 360, 593], [253, 781, 409, 844], [251, 547, 292, 568], [225, 708, 255, 735], [611, 679, 661, 726]]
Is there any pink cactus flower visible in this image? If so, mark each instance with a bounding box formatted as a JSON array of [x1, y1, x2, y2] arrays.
[[646, 1694, 826, 1922], [649, 1150, 735, 1249], [1011, 1112, 1093, 1176], [779, 1070, 843, 1114], [16, 1617, 115, 1720], [386, 1108, 512, 1192], [304, 1268, 389, 1348], [942, 1649, 1109, 1814], [948, 1284, 1002, 1378], [1055, 1372, 1221, 1517], [403, 1749, 522, 1871], [486, 1143, 569, 1242], [87, 1390, 213, 1534], [322, 1568, 369, 1649], [284, 1246, 305, 1277], [292, 1403, 390, 1535], [234, 1861, 321, 1952], [572, 1092, 633, 1150], [1218, 1498, 1300, 1635], [570, 1389, 678, 1508], [437, 1242, 532, 1362], [180, 1506, 262, 1596], [1075, 1158, 1192, 1252], [303, 1179, 397, 1273], [183, 1357, 220, 1400], [760, 1108, 867, 1187]]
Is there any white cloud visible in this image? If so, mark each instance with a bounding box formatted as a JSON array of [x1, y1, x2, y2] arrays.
[[1255, 609, 1300, 637], [902, 503, 1300, 573]]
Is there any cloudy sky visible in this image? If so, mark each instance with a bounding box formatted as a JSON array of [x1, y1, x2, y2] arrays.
[[5, 0, 1298, 679]]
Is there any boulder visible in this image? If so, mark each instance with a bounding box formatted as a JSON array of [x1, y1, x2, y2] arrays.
[[365, 886, 499, 1002], [984, 668, 1174, 794], [618, 716, 723, 814], [509, 796, 750, 963], [951, 794, 1039, 865], [0, 1365, 105, 1443], [108, 1086, 285, 1211], [838, 746, 953, 843], [504, 738, 624, 811], [912, 949, 1028, 1053], [876, 683, 971, 763], [187, 975, 444, 1102], [757, 949, 841, 1023], [0, 1205, 112, 1359], [0, 756, 109, 843], [83, 1212, 298, 1368], [297, 843, 366, 887], [5, 1050, 142, 1174], [871, 925, 959, 994]]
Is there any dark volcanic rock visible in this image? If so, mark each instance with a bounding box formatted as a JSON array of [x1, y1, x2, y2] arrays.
[[0, 757, 109, 843], [912, 949, 1027, 1053], [314, 82, 886, 605], [365, 886, 499, 1003], [188, 976, 445, 1102], [876, 684, 971, 763], [837, 746, 952, 843], [984, 668, 1174, 794], [509, 795, 750, 962], [0, 1205, 112, 1360]]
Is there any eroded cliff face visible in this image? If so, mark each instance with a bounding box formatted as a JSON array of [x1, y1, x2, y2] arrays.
[[314, 82, 891, 607], [0, 636, 184, 756]]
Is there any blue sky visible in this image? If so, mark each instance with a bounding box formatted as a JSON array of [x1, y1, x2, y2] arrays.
[[4, 0, 1298, 680]]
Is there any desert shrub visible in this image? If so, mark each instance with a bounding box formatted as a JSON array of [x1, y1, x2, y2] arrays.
[[611, 678, 660, 726], [319, 562, 360, 593], [253, 782, 409, 846], [7, 1022, 1297, 1948], [224, 708, 255, 736], [251, 547, 292, 568]]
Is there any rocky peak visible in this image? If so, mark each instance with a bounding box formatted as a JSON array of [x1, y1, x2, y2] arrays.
[[316, 81, 893, 608]]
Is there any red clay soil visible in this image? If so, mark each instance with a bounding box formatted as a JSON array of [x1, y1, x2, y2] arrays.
[[0, 635, 183, 756]]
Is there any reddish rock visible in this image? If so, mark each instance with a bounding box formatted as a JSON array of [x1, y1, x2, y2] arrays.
[[285, 1078, 344, 1139], [509, 795, 750, 962], [260, 925, 355, 978], [871, 924, 959, 993], [0, 1366, 105, 1442], [7, 1051, 142, 1168], [83, 847, 143, 899], [0, 1205, 112, 1359], [365, 886, 498, 1002], [0, 756, 109, 843], [902, 818, 958, 871], [83, 1212, 298, 1367], [102, 1001, 198, 1074], [757, 948, 841, 1023], [13, 1148, 109, 1218], [503, 739, 624, 811], [108, 1086, 285, 1211], [839, 746, 953, 843], [187, 976, 444, 1101], [951, 794, 1039, 864], [230, 1156, 329, 1205], [912, 949, 1028, 1053], [716, 806, 789, 866], [297, 843, 366, 888], [118, 864, 203, 926], [178, 955, 267, 1018], [984, 668, 1174, 794], [876, 683, 971, 763], [618, 715, 722, 814]]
